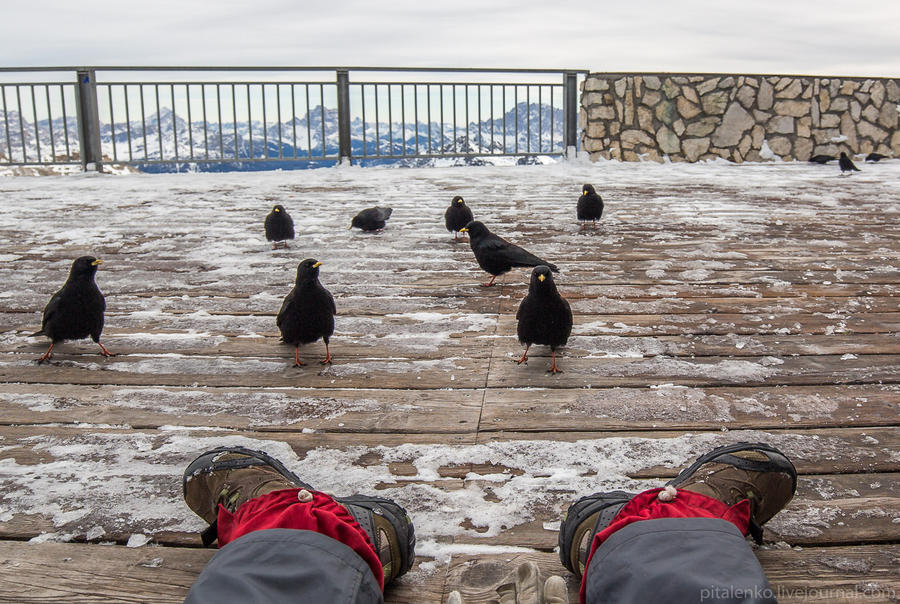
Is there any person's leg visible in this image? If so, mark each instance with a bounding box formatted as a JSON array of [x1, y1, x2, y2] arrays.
[[182, 446, 415, 604], [559, 442, 796, 604]]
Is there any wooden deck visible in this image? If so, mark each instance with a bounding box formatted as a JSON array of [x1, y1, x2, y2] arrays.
[[0, 162, 898, 602]]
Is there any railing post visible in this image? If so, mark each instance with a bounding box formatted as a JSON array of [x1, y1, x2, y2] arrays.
[[336, 70, 352, 165], [75, 69, 102, 171], [563, 71, 578, 158]]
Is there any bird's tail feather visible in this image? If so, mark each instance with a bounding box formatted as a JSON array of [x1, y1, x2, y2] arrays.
[[29, 329, 44, 337]]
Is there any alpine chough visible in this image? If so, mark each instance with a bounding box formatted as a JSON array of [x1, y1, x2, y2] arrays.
[[576, 184, 604, 230], [276, 259, 336, 366], [515, 265, 572, 374], [265, 204, 295, 248], [444, 195, 474, 242], [350, 206, 392, 231], [459, 220, 558, 287], [839, 152, 860, 174]]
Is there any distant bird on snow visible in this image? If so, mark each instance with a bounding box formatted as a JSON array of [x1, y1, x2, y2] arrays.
[[459, 220, 558, 287], [576, 184, 604, 230], [839, 152, 860, 174], [444, 196, 474, 242], [808, 154, 835, 164], [264, 204, 295, 249], [31, 256, 113, 363], [350, 206, 392, 231], [515, 265, 572, 374], [866, 152, 889, 163]]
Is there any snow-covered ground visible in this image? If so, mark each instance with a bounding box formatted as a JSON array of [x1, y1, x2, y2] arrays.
[[0, 156, 898, 577]]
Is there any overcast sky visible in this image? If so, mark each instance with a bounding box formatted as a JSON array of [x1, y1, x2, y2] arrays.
[[3, 0, 899, 77]]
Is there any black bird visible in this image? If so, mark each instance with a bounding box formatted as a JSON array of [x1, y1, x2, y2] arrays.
[[809, 154, 835, 164], [459, 220, 559, 287], [276, 259, 336, 366], [576, 184, 604, 230], [866, 152, 889, 163], [264, 204, 295, 249], [839, 152, 860, 174], [31, 256, 113, 363], [515, 266, 573, 374], [444, 196, 474, 242], [350, 206, 392, 231]]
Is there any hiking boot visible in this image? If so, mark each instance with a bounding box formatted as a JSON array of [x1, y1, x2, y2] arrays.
[[558, 490, 634, 579], [666, 441, 797, 543], [182, 446, 415, 582]]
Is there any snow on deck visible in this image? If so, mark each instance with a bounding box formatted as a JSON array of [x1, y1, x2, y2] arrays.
[[0, 158, 898, 601]]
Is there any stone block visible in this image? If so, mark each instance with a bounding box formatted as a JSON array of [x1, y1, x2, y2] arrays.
[[775, 77, 792, 91], [736, 85, 756, 109], [861, 104, 880, 123], [861, 79, 874, 93], [753, 110, 772, 121], [588, 105, 616, 120], [583, 92, 606, 107], [685, 117, 719, 137], [644, 76, 661, 90], [719, 76, 735, 89], [656, 126, 681, 154], [661, 78, 681, 99], [859, 139, 874, 154], [840, 112, 859, 148], [711, 102, 754, 147], [818, 89, 831, 112], [583, 77, 609, 92], [820, 113, 840, 128], [615, 78, 628, 97], [886, 80, 900, 102], [609, 122, 621, 135], [676, 96, 701, 119], [682, 137, 710, 161], [840, 81, 859, 95], [794, 138, 813, 160], [615, 100, 624, 120], [671, 76, 689, 85], [637, 106, 654, 131], [682, 86, 699, 103], [775, 79, 803, 99], [812, 128, 840, 144], [621, 129, 654, 146], [625, 87, 635, 125], [802, 84, 813, 99], [673, 119, 686, 136], [870, 81, 885, 105], [773, 100, 811, 117], [797, 117, 811, 138], [588, 150, 607, 162], [855, 92, 870, 105], [751, 124, 765, 147], [697, 78, 719, 96], [758, 80, 774, 110], [655, 99, 678, 125], [879, 102, 899, 129], [738, 133, 752, 157], [858, 120, 887, 141], [586, 121, 607, 139], [850, 100, 861, 121], [745, 77, 759, 88], [701, 90, 730, 115], [641, 90, 661, 107], [768, 136, 792, 156], [768, 115, 794, 134], [891, 131, 900, 153], [622, 150, 640, 162]]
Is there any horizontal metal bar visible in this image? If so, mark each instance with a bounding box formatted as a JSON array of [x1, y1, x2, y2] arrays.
[[0, 66, 589, 75]]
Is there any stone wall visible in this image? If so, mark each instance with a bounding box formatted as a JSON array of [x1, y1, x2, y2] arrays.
[[581, 73, 900, 162]]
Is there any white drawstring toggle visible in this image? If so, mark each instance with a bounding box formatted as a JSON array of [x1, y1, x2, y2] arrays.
[[657, 485, 678, 502]]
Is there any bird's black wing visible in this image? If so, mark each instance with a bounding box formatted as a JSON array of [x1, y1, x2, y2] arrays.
[[34, 289, 64, 335], [276, 289, 295, 328], [374, 207, 393, 221]]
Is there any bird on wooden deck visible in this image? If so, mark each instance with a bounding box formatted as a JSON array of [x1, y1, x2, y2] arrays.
[[839, 152, 860, 174], [808, 154, 835, 164], [264, 204, 295, 249], [576, 183, 604, 230], [459, 220, 559, 287], [31, 256, 113, 363], [277, 259, 336, 367], [444, 195, 474, 242], [350, 206, 392, 232], [515, 265, 572, 374]]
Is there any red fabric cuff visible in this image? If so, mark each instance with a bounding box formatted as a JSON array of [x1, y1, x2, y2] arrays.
[[579, 487, 751, 604], [216, 488, 385, 591]]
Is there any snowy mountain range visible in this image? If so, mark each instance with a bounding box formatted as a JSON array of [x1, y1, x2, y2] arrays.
[[1, 103, 565, 171]]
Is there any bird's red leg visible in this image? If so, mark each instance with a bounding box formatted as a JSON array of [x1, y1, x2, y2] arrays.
[[516, 344, 530, 365], [453, 232, 459, 242], [293, 346, 306, 367], [97, 342, 114, 357], [592, 220, 598, 230], [37, 343, 54, 364], [580, 222, 586, 231], [481, 275, 497, 287], [548, 350, 563, 374], [320, 342, 333, 365]]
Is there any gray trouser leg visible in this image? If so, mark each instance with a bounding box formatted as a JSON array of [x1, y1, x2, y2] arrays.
[[185, 528, 383, 604], [584, 518, 776, 604]]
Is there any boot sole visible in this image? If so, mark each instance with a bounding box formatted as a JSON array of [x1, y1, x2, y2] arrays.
[[182, 445, 312, 499], [558, 490, 634, 577], [666, 441, 797, 494]]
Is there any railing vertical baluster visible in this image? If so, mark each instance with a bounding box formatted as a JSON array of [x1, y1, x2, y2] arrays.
[[230, 84, 237, 160], [374, 84, 380, 156], [186, 84, 194, 161], [29, 86, 42, 162], [140, 85, 148, 161], [318, 84, 325, 158], [400, 84, 406, 156], [60, 84, 71, 159], [439, 84, 444, 153], [125, 85, 133, 162], [106, 85, 116, 162], [477, 85, 482, 153], [74, 71, 102, 169], [171, 84, 179, 163], [427, 84, 432, 155], [216, 84, 224, 159], [201, 84, 209, 159], [276, 84, 283, 159], [563, 71, 577, 156], [0, 86, 9, 162], [336, 70, 351, 163], [388, 84, 393, 156], [17, 86, 28, 162], [452, 84, 457, 154], [304, 84, 310, 158], [465, 84, 469, 153], [414, 84, 419, 156], [247, 84, 253, 159], [526, 85, 531, 154], [538, 86, 542, 153], [550, 86, 555, 152], [155, 84, 163, 160], [262, 83, 269, 159], [490, 85, 495, 153], [290, 84, 297, 159], [502, 86, 507, 154], [45, 86, 56, 162]]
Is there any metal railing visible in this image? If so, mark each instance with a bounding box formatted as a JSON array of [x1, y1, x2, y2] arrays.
[[0, 66, 586, 171]]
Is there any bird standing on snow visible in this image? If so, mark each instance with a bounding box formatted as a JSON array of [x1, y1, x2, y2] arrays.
[[515, 266, 572, 374], [444, 196, 474, 242], [277, 259, 336, 366], [350, 206, 392, 231], [264, 204, 295, 249], [866, 153, 888, 163], [459, 220, 559, 287], [31, 256, 113, 363], [576, 184, 604, 230], [808, 154, 835, 164], [839, 152, 860, 174]]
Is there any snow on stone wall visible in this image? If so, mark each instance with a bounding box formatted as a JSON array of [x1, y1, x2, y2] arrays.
[[581, 73, 900, 163]]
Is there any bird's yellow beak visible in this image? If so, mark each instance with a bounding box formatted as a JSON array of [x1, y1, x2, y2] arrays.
[[274, 207, 280, 212], [459, 227, 468, 233], [538, 273, 545, 282], [91, 259, 103, 266], [313, 261, 322, 268]]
